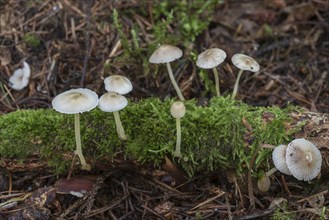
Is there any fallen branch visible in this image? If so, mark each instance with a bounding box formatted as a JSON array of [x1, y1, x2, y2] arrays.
[[0, 97, 328, 177]]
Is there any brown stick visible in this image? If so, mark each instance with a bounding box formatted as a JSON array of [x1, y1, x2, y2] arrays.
[[80, 0, 93, 86]]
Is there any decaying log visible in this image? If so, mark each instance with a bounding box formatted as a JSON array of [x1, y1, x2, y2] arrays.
[[0, 98, 328, 177], [292, 111, 329, 170]]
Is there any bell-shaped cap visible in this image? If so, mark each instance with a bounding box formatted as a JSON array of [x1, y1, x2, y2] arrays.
[[196, 48, 227, 69], [98, 92, 128, 112], [272, 145, 292, 175], [149, 44, 183, 64], [9, 62, 31, 90], [285, 138, 322, 181], [52, 88, 99, 114], [104, 75, 132, 94], [257, 175, 271, 192], [170, 101, 186, 119], [231, 54, 260, 72]]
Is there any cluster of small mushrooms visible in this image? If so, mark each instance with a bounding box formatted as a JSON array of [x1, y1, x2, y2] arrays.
[[52, 75, 132, 170], [149, 44, 259, 158], [258, 138, 322, 192], [8, 44, 319, 183], [149, 44, 260, 100]]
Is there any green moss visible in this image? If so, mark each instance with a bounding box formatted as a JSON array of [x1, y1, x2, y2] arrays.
[[23, 33, 41, 48], [271, 205, 295, 220], [0, 97, 301, 175]]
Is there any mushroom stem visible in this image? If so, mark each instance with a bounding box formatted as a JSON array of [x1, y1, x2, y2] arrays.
[[174, 117, 182, 157], [231, 69, 244, 100], [212, 67, 220, 97], [261, 144, 276, 149], [74, 113, 91, 171], [166, 62, 185, 101], [113, 111, 127, 140], [266, 167, 278, 177]]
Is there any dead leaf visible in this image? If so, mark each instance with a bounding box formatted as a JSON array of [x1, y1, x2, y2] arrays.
[[55, 176, 96, 197], [162, 156, 187, 187], [0, 47, 11, 66]]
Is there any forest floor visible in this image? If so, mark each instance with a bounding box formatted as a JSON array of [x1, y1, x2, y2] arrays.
[[0, 0, 329, 219]]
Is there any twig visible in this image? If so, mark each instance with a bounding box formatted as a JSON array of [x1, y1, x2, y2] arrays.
[[66, 153, 77, 180], [82, 194, 130, 218], [2, 84, 19, 109], [140, 205, 167, 220], [190, 191, 225, 211], [80, 1, 93, 86], [280, 175, 292, 196], [151, 179, 183, 195], [61, 0, 86, 17], [297, 190, 328, 203], [247, 147, 260, 209], [311, 71, 328, 111], [235, 209, 275, 220], [8, 172, 12, 194]]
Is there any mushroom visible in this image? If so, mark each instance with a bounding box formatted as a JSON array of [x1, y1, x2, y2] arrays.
[[104, 75, 132, 95], [196, 48, 226, 96], [257, 166, 280, 193], [231, 54, 260, 99], [285, 138, 322, 181], [170, 101, 186, 157], [9, 61, 31, 90], [149, 44, 185, 101], [272, 144, 292, 175], [52, 88, 99, 171], [259, 144, 292, 192], [98, 92, 128, 140], [257, 174, 271, 192]]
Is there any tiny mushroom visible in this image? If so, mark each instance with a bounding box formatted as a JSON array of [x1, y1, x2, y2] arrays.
[[104, 75, 133, 95], [9, 61, 31, 90], [52, 88, 99, 171], [170, 101, 186, 157], [98, 92, 128, 140], [149, 44, 185, 101], [257, 174, 271, 192], [285, 138, 322, 181], [196, 48, 226, 96], [272, 144, 292, 175], [231, 54, 260, 99], [258, 144, 292, 192]]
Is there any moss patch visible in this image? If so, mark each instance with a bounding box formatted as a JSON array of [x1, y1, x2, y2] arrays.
[[0, 97, 301, 175], [23, 33, 41, 48]]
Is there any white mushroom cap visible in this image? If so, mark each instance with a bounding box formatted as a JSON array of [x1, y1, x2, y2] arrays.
[[104, 75, 133, 95], [170, 101, 186, 119], [9, 61, 31, 90], [98, 92, 128, 112], [196, 48, 227, 69], [285, 138, 322, 181], [149, 44, 183, 64], [272, 145, 292, 175], [231, 54, 260, 72], [52, 88, 99, 114]]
